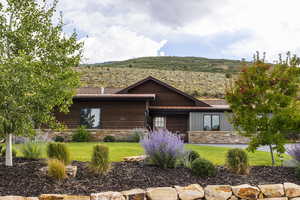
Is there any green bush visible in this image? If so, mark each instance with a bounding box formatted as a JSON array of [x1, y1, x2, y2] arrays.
[[225, 148, 249, 174], [46, 142, 71, 165], [54, 135, 64, 142], [47, 159, 67, 181], [89, 144, 110, 174], [72, 126, 91, 142], [191, 158, 217, 177], [128, 128, 145, 142], [188, 150, 200, 162], [1, 146, 17, 157], [20, 142, 42, 159], [103, 135, 116, 142], [295, 165, 300, 179]]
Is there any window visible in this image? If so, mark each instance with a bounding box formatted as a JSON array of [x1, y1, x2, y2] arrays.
[[80, 108, 101, 129], [153, 116, 166, 128], [203, 114, 220, 131]]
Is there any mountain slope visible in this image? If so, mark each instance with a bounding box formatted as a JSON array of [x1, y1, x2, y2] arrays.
[[80, 56, 244, 74]]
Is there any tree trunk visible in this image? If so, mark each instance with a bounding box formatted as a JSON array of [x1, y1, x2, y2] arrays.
[[5, 134, 13, 167], [269, 144, 275, 166]]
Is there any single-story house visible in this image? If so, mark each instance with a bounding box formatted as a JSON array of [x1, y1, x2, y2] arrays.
[[54, 76, 248, 144]]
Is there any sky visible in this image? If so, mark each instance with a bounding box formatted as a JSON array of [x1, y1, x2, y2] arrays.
[[57, 0, 300, 64]]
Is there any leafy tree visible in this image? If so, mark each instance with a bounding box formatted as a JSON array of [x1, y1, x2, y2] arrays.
[[0, 0, 83, 166], [226, 53, 300, 165]]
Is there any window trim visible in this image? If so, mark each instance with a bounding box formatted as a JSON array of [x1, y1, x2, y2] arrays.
[[203, 114, 220, 131], [80, 107, 101, 129], [153, 116, 166, 129]]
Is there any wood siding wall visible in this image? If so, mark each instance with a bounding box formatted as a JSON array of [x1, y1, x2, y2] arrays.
[[127, 80, 196, 106], [55, 100, 146, 129], [166, 114, 188, 141]]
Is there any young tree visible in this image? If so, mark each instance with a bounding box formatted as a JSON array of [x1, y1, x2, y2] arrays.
[[0, 0, 83, 166], [226, 53, 300, 165]]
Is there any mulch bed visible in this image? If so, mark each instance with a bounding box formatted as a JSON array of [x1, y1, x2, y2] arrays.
[[0, 157, 299, 196]]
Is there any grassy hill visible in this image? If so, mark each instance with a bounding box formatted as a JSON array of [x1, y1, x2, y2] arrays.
[[77, 56, 244, 98]]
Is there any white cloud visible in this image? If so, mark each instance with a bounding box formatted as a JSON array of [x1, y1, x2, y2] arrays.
[[57, 0, 300, 63]]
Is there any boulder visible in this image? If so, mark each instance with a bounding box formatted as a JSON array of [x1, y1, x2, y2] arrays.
[[121, 188, 146, 200], [39, 194, 89, 200], [40, 165, 77, 178], [284, 183, 300, 198], [204, 185, 232, 200], [261, 198, 288, 200], [90, 192, 125, 200], [0, 197, 26, 200], [258, 184, 284, 197], [231, 184, 260, 200], [228, 196, 238, 200], [123, 155, 146, 162], [174, 184, 204, 200], [146, 187, 178, 200]]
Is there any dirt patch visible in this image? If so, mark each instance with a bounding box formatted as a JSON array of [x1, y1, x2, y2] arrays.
[[0, 158, 298, 196]]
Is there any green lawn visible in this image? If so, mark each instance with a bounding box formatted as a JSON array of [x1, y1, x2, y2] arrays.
[[14, 142, 290, 166]]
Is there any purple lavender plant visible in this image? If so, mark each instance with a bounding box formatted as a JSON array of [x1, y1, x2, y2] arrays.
[[287, 144, 300, 162], [140, 129, 184, 168]]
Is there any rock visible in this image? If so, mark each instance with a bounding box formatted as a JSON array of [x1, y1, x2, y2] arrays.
[[0, 197, 26, 200], [146, 187, 178, 200], [90, 192, 125, 200], [175, 184, 204, 200], [258, 184, 284, 197], [231, 184, 260, 200], [26, 198, 39, 200], [123, 155, 146, 162], [261, 198, 288, 200], [39, 194, 89, 200], [228, 196, 238, 200], [204, 185, 232, 200], [121, 188, 146, 200], [284, 183, 300, 198], [40, 165, 77, 178]]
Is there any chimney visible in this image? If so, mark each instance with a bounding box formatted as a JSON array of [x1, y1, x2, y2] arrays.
[[101, 87, 105, 94]]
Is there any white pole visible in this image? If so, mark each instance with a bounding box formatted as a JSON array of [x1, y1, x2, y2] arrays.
[[5, 133, 13, 166]]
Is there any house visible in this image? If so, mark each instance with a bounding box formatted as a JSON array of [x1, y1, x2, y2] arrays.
[[55, 76, 248, 144]]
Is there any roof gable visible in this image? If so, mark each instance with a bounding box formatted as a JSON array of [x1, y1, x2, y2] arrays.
[[117, 76, 211, 107]]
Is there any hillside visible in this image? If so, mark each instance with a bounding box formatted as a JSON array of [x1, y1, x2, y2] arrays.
[[77, 56, 243, 98], [81, 56, 244, 74]]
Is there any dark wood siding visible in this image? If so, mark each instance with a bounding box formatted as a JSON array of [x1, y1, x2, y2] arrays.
[[127, 80, 196, 106], [55, 100, 146, 129]]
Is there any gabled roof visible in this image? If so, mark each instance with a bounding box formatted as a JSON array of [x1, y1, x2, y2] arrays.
[[117, 76, 212, 107]]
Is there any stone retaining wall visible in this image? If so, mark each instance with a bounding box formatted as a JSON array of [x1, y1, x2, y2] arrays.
[[2, 182, 300, 200], [188, 131, 250, 144], [37, 128, 148, 142]]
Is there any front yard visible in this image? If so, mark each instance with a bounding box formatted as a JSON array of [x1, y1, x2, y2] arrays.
[[15, 142, 289, 165]]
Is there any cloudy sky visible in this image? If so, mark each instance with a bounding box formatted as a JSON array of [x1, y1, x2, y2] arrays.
[[57, 0, 300, 64]]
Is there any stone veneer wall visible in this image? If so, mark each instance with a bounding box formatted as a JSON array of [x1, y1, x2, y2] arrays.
[[2, 182, 300, 200], [38, 129, 148, 142], [188, 131, 250, 144]]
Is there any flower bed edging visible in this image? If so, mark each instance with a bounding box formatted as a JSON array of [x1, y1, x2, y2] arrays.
[[1, 182, 300, 200]]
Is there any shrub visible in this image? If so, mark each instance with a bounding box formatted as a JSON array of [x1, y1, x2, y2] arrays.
[[47, 159, 67, 181], [225, 148, 249, 174], [72, 126, 91, 142], [20, 142, 42, 159], [128, 128, 145, 142], [0, 146, 17, 157], [89, 144, 110, 174], [287, 144, 300, 162], [103, 135, 116, 142], [295, 165, 300, 179], [54, 135, 64, 142], [46, 143, 71, 165], [180, 150, 201, 168], [191, 158, 217, 177], [141, 129, 184, 168]]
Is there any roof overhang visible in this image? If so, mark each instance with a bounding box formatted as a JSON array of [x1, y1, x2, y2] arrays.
[[74, 94, 155, 101], [149, 106, 231, 112]]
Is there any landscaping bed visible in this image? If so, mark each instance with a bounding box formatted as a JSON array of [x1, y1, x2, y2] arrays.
[[0, 157, 298, 196]]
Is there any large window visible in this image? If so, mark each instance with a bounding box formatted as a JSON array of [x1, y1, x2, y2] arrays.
[[203, 114, 220, 131], [153, 116, 166, 129], [80, 108, 101, 129]]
